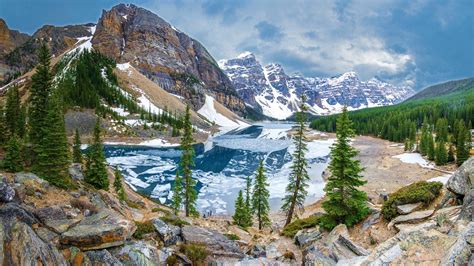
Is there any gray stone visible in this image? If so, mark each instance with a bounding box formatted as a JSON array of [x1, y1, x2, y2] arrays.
[[182, 225, 244, 258], [325, 224, 349, 246], [459, 189, 474, 221], [44, 218, 82, 234], [388, 209, 434, 228], [442, 222, 474, 265], [33, 206, 67, 222], [14, 172, 44, 184], [68, 163, 84, 180], [303, 245, 336, 266], [249, 244, 266, 257], [447, 157, 474, 196], [85, 249, 122, 265], [294, 227, 322, 247], [329, 234, 369, 262], [361, 212, 381, 232], [60, 209, 136, 250], [0, 179, 15, 202], [265, 242, 281, 259], [114, 240, 161, 265], [396, 202, 422, 214], [70, 192, 81, 198], [35, 227, 59, 246], [151, 218, 181, 246]]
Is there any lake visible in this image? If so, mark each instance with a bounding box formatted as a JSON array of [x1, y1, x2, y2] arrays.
[[105, 122, 334, 215]]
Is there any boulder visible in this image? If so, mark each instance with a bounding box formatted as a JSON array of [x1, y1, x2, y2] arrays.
[[113, 240, 161, 265], [181, 225, 244, 258], [294, 227, 322, 247], [329, 234, 369, 262], [68, 163, 84, 180], [441, 222, 474, 265], [459, 188, 474, 221], [387, 209, 434, 229], [248, 244, 266, 257], [44, 218, 82, 234], [0, 179, 15, 202], [85, 249, 122, 265], [60, 209, 135, 250], [0, 203, 67, 265], [396, 202, 422, 214], [14, 172, 44, 184], [303, 245, 336, 266], [33, 206, 68, 222], [361, 212, 381, 232], [151, 218, 181, 246], [265, 242, 282, 259], [325, 224, 349, 246], [447, 157, 474, 196]]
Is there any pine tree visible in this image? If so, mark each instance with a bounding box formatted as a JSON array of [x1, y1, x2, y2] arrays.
[[5, 86, 24, 138], [85, 118, 109, 190], [242, 175, 253, 227], [252, 161, 270, 230], [419, 119, 429, 155], [282, 97, 310, 226], [180, 105, 198, 217], [321, 107, 369, 230], [0, 105, 7, 146], [427, 133, 435, 161], [113, 168, 127, 201], [435, 141, 448, 166], [233, 190, 246, 226], [34, 94, 72, 188], [73, 129, 83, 163], [29, 42, 53, 152], [456, 121, 470, 166], [171, 170, 183, 215], [3, 135, 23, 172]]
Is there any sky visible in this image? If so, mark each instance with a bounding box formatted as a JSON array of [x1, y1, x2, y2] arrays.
[[1, 0, 473, 90]]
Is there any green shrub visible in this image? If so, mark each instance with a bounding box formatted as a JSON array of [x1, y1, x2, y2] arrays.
[[133, 220, 155, 239], [382, 181, 443, 220], [151, 206, 172, 216], [161, 215, 190, 227], [166, 255, 178, 266], [126, 199, 143, 209], [224, 233, 240, 241], [281, 215, 320, 237], [180, 244, 208, 264]]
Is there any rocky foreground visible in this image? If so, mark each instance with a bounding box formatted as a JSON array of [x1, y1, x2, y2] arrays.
[[0, 158, 473, 265]]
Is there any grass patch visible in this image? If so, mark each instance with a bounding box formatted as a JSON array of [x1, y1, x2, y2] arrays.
[[180, 244, 208, 265], [224, 233, 240, 241], [126, 199, 143, 209], [133, 220, 155, 239], [151, 206, 172, 216], [282, 215, 320, 238], [382, 181, 443, 221], [161, 215, 190, 227]]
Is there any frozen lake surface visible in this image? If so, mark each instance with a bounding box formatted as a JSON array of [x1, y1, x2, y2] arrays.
[[105, 123, 334, 215]]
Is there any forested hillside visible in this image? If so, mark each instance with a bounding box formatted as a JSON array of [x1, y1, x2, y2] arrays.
[[407, 77, 474, 101]]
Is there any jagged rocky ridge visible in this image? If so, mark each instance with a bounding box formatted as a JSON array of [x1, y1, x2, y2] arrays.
[[219, 52, 415, 119], [0, 4, 245, 115]]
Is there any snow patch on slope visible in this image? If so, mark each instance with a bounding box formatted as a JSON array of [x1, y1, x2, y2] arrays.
[[198, 95, 247, 128], [393, 153, 434, 168]]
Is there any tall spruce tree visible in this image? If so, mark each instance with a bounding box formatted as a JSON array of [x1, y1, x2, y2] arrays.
[[5, 86, 24, 138], [252, 161, 270, 230], [321, 107, 369, 229], [171, 170, 183, 215], [456, 121, 470, 166], [85, 118, 109, 190], [73, 129, 83, 163], [242, 175, 253, 227], [435, 141, 448, 166], [427, 133, 435, 161], [233, 190, 246, 227], [435, 118, 449, 143], [35, 94, 71, 188], [447, 144, 455, 163], [419, 118, 430, 155], [281, 97, 310, 226], [29, 42, 53, 151], [113, 168, 126, 201], [3, 134, 24, 172], [180, 105, 198, 217], [0, 105, 6, 146]]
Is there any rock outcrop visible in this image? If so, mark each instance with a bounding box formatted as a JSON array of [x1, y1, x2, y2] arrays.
[[447, 157, 474, 196], [0, 179, 15, 202], [182, 225, 244, 258], [152, 218, 181, 246], [92, 4, 245, 114]]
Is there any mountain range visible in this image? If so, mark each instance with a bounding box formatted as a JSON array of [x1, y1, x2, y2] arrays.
[[219, 52, 415, 119], [1, 3, 414, 122]]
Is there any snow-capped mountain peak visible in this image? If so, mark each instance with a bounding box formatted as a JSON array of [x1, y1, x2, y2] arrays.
[[219, 53, 415, 119]]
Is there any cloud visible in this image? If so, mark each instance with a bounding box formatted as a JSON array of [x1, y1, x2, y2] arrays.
[[254, 21, 285, 42]]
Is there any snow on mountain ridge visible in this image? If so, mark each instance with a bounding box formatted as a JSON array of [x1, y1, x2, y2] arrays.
[[219, 52, 415, 119]]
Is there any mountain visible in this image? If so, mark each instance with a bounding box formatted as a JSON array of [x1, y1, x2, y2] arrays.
[[0, 19, 30, 83], [219, 52, 415, 119], [406, 77, 474, 101], [91, 4, 244, 114], [0, 4, 245, 117]]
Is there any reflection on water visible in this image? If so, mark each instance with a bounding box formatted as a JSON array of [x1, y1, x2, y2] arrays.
[[105, 123, 333, 215]]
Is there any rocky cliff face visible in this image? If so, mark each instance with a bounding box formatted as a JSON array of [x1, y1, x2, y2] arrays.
[[219, 52, 415, 119], [1, 23, 94, 83], [92, 4, 244, 114], [0, 19, 30, 82]]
